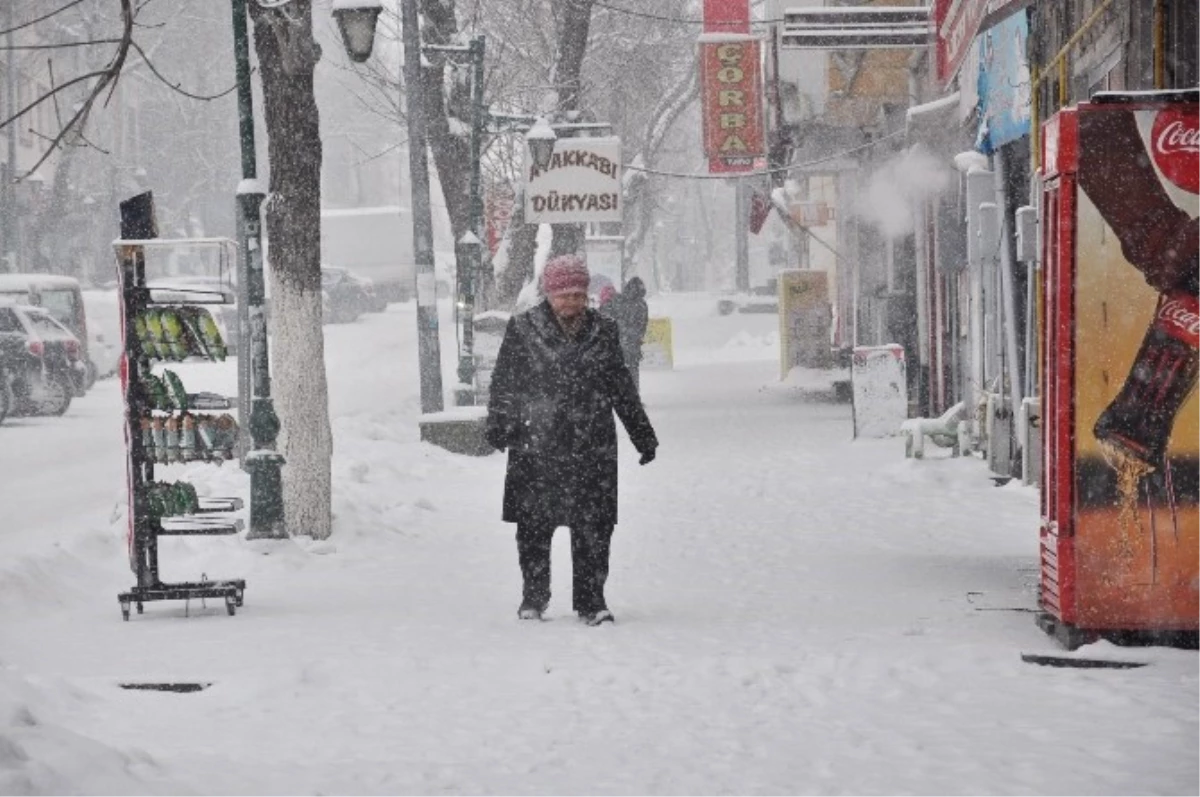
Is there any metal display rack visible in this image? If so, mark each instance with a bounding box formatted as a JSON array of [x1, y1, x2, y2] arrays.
[[114, 234, 247, 620]]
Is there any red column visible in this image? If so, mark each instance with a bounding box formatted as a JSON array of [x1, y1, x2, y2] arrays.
[[703, 0, 749, 34]]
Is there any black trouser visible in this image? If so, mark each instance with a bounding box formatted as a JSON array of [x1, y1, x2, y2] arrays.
[[516, 521, 614, 614]]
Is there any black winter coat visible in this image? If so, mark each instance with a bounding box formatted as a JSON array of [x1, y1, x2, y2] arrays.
[[486, 301, 658, 526], [603, 279, 649, 368]]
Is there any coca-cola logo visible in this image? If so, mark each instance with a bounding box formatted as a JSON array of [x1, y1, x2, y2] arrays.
[[1156, 121, 1200, 153], [1150, 109, 1200, 194], [1158, 294, 1200, 349]]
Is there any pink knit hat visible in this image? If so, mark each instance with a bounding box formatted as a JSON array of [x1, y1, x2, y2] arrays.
[[542, 254, 590, 297]]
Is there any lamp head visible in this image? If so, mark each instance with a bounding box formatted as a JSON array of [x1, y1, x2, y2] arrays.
[[526, 116, 557, 172], [332, 0, 383, 63]]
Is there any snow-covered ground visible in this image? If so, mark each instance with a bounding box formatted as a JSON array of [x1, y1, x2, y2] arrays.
[[0, 294, 1196, 795]]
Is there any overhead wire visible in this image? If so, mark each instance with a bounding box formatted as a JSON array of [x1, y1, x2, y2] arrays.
[[620, 130, 906, 181]]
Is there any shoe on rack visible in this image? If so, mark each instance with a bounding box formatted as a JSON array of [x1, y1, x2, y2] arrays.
[[579, 609, 614, 626], [517, 603, 544, 620]]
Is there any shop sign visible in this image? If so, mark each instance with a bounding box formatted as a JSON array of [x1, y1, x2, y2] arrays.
[[523, 137, 622, 224], [935, 0, 987, 86], [700, 37, 765, 173], [975, 10, 1032, 152]]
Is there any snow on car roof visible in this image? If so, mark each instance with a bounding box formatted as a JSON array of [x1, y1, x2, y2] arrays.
[[0, 274, 82, 290]]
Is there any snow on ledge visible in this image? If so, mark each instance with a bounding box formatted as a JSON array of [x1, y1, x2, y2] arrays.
[[420, 406, 489, 422], [695, 32, 762, 43], [332, 0, 382, 10], [954, 151, 989, 173], [237, 178, 266, 196], [906, 91, 960, 123]]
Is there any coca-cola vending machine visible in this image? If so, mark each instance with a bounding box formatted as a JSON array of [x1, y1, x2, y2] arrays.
[[1038, 90, 1198, 648]]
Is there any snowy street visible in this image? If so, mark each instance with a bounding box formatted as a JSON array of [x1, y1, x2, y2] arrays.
[[0, 297, 1196, 795]]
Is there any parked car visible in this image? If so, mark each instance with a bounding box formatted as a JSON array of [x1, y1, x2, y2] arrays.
[[321, 266, 371, 323], [0, 274, 93, 388], [82, 289, 122, 381], [347, 271, 388, 313], [0, 303, 88, 419]]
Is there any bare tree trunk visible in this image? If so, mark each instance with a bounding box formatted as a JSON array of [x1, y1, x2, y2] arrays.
[[248, 0, 333, 540], [497, 220, 539, 306], [484, 1, 597, 308], [29, 143, 79, 273], [420, 0, 471, 242], [621, 64, 699, 272], [547, 0, 594, 258]]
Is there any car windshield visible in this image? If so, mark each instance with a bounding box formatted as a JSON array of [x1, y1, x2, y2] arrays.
[[28, 312, 71, 339], [39, 290, 80, 330], [321, 270, 345, 287]]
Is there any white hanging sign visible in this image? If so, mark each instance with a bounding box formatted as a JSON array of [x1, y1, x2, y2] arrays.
[[524, 136, 623, 224]]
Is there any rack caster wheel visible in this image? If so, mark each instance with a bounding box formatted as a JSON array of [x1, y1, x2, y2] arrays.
[[235, 590, 244, 607], [137, 602, 144, 615], [225, 595, 237, 616], [120, 601, 131, 621]]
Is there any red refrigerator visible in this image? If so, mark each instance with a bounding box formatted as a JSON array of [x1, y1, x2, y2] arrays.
[[1038, 91, 1198, 648]]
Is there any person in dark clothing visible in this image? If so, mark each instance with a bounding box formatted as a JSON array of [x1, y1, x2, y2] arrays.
[[602, 277, 649, 388], [485, 255, 658, 626]]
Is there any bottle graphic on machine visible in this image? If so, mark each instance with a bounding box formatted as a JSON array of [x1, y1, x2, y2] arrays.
[[1093, 287, 1199, 469]]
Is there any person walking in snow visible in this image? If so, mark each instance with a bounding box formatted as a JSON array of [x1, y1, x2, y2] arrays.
[[601, 276, 649, 389], [485, 254, 658, 626]]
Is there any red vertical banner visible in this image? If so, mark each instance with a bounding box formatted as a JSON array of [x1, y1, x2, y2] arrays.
[[701, 0, 761, 174], [700, 39, 764, 173], [704, 0, 749, 34], [484, 186, 515, 256]]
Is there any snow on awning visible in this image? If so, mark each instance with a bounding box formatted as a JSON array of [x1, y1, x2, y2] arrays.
[[905, 91, 961, 126], [906, 91, 967, 158]]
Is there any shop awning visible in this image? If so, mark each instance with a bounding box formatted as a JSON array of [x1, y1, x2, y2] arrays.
[[782, 6, 932, 49], [905, 90, 969, 157]]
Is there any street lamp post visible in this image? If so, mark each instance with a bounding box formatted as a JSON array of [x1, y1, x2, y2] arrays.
[[454, 230, 481, 404], [231, 0, 285, 539], [459, 36, 485, 403], [426, 35, 486, 404]]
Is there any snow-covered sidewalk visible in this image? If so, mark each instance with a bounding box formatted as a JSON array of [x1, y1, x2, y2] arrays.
[[1, 298, 1196, 795]]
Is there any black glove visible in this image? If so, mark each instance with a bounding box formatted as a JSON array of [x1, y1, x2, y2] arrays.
[[484, 427, 508, 452], [638, 446, 656, 466]]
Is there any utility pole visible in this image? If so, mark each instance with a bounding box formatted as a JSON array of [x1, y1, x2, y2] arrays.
[[735, 179, 750, 291], [401, 0, 444, 414], [3, 1, 18, 272], [231, 0, 285, 540]]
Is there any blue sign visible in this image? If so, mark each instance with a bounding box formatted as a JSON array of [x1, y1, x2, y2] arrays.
[[974, 11, 1032, 153]]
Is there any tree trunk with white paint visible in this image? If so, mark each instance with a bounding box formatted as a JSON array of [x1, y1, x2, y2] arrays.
[[249, 0, 333, 539], [270, 282, 332, 539]]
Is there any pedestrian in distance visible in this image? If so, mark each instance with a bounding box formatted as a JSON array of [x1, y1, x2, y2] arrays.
[[485, 254, 658, 626], [602, 276, 649, 390]]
